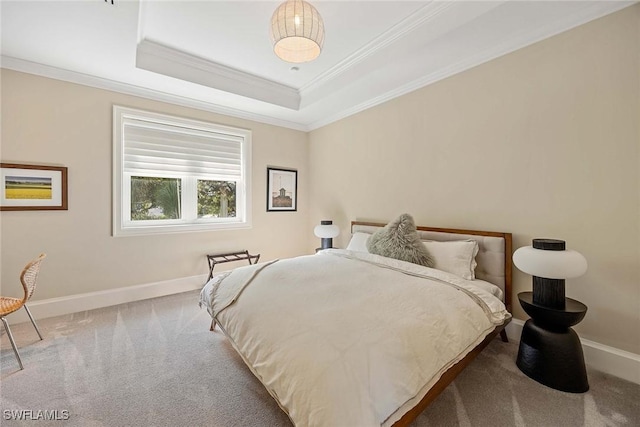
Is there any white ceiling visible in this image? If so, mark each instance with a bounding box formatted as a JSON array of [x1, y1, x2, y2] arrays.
[[1, 1, 634, 131]]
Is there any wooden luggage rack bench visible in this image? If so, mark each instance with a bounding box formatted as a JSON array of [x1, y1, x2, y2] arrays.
[[206, 250, 261, 282]]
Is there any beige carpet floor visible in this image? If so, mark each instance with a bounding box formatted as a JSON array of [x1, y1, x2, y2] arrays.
[[1, 290, 638, 426]]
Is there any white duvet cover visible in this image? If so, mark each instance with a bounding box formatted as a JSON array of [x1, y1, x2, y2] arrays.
[[200, 249, 510, 427]]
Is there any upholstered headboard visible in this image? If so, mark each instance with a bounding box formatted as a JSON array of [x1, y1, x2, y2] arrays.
[[351, 221, 513, 313]]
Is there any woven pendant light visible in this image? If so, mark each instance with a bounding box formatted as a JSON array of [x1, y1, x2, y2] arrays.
[[269, 0, 325, 63]]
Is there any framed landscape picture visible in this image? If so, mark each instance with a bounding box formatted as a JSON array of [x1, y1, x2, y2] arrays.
[[267, 167, 297, 212], [1, 163, 68, 211]]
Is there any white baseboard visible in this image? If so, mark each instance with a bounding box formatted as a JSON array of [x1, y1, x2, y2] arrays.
[[7, 274, 207, 325], [7, 281, 639, 386], [505, 319, 640, 385]]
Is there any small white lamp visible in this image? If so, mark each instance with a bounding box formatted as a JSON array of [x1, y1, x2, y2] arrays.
[[314, 220, 339, 251], [513, 238, 587, 309]]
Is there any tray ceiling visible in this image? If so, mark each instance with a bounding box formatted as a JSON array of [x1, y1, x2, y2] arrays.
[[1, 1, 634, 131]]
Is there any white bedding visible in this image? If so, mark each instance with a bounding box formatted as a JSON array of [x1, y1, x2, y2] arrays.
[[200, 249, 510, 426]]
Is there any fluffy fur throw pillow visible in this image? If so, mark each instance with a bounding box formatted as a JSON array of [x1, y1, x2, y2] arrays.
[[366, 213, 435, 267]]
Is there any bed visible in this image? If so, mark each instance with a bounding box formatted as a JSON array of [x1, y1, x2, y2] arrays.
[[200, 219, 512, 426]]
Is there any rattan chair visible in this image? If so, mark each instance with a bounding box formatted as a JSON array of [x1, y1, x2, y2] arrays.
[[1, 253, 46, 370]]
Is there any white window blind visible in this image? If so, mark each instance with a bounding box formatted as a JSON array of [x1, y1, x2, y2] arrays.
[[122, 118, 243, 179]]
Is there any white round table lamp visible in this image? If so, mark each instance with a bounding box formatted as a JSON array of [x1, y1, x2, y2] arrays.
[[513, 238, 587, 308], [314, 220, 339, 251]]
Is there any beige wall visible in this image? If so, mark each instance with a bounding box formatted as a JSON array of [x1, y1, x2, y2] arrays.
[[1, 6, 638, 356], [309, 6, 640, 354], [1, 70, 310, 300]]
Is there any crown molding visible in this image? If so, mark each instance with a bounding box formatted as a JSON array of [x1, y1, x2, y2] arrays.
[[299, 1, 456, 97], [306, 0, 635, 131], [136, 39, 300, 110], [0, 56, 308, 131], [2, 1, 633, 133]]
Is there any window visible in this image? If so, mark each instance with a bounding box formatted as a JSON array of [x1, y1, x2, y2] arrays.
[[113, 106, 251, 236]]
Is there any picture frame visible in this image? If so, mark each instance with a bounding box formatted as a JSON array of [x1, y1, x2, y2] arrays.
[[267, 167, 297, 212], [1, 163, 68, 211]]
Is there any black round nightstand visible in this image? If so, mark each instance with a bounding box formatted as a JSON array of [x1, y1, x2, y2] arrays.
[[516, 291, 589, 393]]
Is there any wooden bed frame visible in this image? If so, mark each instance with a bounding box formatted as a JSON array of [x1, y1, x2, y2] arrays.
[[393, 319, 510, 426], [350, 221, 513, 427]]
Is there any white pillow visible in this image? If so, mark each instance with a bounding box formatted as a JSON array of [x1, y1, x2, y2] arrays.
[[422, 240, 479, 280], [346, 232, 371, 252]]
